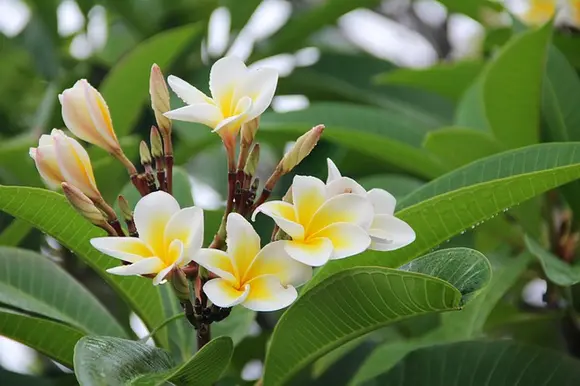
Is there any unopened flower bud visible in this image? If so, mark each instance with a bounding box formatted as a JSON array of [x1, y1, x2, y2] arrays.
[[241, 117, 260, 146], [244, 144, 260, 178], [282, 185, 293, 204], [280, 124, 324, 174], [117, 195, 133, 222], [171, 268, 190, 301], [62, 183, 107, 227], [139, 141, 152, 166], [149, 64, 172, 137], [150, 126, 163, 158]]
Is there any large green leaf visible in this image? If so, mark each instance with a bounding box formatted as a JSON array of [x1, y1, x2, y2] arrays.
[[350, 252, 531, 385], [0, 307, 84, 368], [74, 336, 173, 386], [376, 340, 580, 385], [131, 337, 234, 386], [100, 24, 202, 136], [0, 246, 125, 336], [259, 103, 446, 178], [308, 143, 580, 288], [423, 127, 505, 170], [263, 267, 462, 386], [375, 61, 484, 101], [435, 0, 503, 21], [455, 22, 552, 148], [0, 186, 168, 346], [0, 218, 32, 247], [278, 53, 453, 128], [525, 235, 580, 286]]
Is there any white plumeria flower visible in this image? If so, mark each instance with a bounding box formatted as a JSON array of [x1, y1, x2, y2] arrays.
[[326, 159, 415, 251], [29, 129, 101, 200], [253, 175, 374, 267], [59, 79, 122, 155], [164, 56, 278, 144], [91, 191, 204, 285], [510, 0, 580, 27], [194, 213, 311, 311]]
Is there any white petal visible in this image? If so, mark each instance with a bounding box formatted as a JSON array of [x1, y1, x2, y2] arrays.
[[369, 214, 416, 251], [307, 194, 374, 236], [243, 275, 297, 312], [164, 206, 204, 264], [203, 278, 249, 308], [253, 201, 305, 240], [134, 191, 180, 256], [38, 134, 55, 147], [367, 189, 397, 215], [312, 223, 371, 260], [226, 213, 261, 280], [193, 248, 237, 283], [326, 176, 366, 198], [167, 75, 212, 104], [245, 241, 312, 287], [106, 257, 164, 276], [91, 237, 154, 263], [60, 81, 103, 146], [326, 158, 342, 183], [237, 67, 278, 121], [164, 103, 222, 128], [212, 96, 253, 136], [82, 80, 119, 152], [33, 145, 64, 189], [152, 264, 175, 285], [209, 56, 248, 107], [166, 239, 185, 266], [283, 238, 333, 267], [292, 175, 326, 227]]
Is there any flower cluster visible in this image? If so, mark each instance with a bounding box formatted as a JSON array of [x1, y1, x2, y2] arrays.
[[29, 57, 414, 320]]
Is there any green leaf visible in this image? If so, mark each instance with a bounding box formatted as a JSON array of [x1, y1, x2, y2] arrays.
[[259, 103, 446, 178], [0, 307, 84, 368], [157, 285, 194, 362], [350, 252, 531, 385], [525, 235, 580, 286], [0, 246, 125, 336], [435, 0, 503, 21], [423, 127, 505, 170], [256, 0, 381, 58], [0, 134, 42, 187], [357, 174, 424, 201], [377, 340, 580, 385], [0, 369, 76, 386], [375, 61, 484, 101], [401, 248, 492, 305], [278, 52, 453, 128], [455, 22, 553, 148], [0, 186, 168, 346], [100, 24, 202, 136], [213, 306, 256, 345], [308, 143, 580, 288], [263, 267, 462, 386], [222, 0, 261, 32], [130, 337, 234, 386], [0, 218, 32, 247], [74, 336, 174, 386]]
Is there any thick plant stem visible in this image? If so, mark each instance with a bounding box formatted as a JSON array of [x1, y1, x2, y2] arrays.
[[197, 323, 211, 351]]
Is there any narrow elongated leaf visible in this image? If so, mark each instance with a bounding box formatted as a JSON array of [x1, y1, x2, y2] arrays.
[[101, 24, 202, 136], [0, 218, 32, 246], [308, 143, 580, 288], [263, 267, 462, 386], [0, 246, 125, 336], [423, 127, 505, 170], [260, 103, 446, 178], [0, 308, 84, 368], [74, 336, 174, 386], [376, 61, 484, 101], [0, 187, 168, 346], [401, 248, 491, 305], [455, 22, 552, 148], [525, 235, 580, 286], [131, 337, 234, 386], [377, 340, 580, 385]]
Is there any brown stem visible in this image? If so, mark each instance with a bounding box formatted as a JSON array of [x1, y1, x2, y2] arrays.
[[115, 151, 138, 176], [197, 323, 211, 351], [250, 188, 272, 213], [98, 222, 118, 236], [165, 155, 174, 195], [131, 174, 148, 196], [155, 157, 166, 192]]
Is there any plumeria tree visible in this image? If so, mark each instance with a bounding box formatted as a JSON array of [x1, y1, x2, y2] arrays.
[[4, 1, 580, 386]]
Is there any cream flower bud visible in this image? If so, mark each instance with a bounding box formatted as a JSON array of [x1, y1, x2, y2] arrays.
[[30, 129, 101, 201], [241, 117, 260, 146], [139, 141, 152, 166], [150, 126, 163, 158], [280, 124, 324, 174], [62, 183, 107, 227], [59, 79, 121, 155], [149, 64, 172, 137], [244, 144, 260, 178]]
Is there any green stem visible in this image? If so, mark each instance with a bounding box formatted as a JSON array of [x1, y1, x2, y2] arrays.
[[139, 313, 185, 342]]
